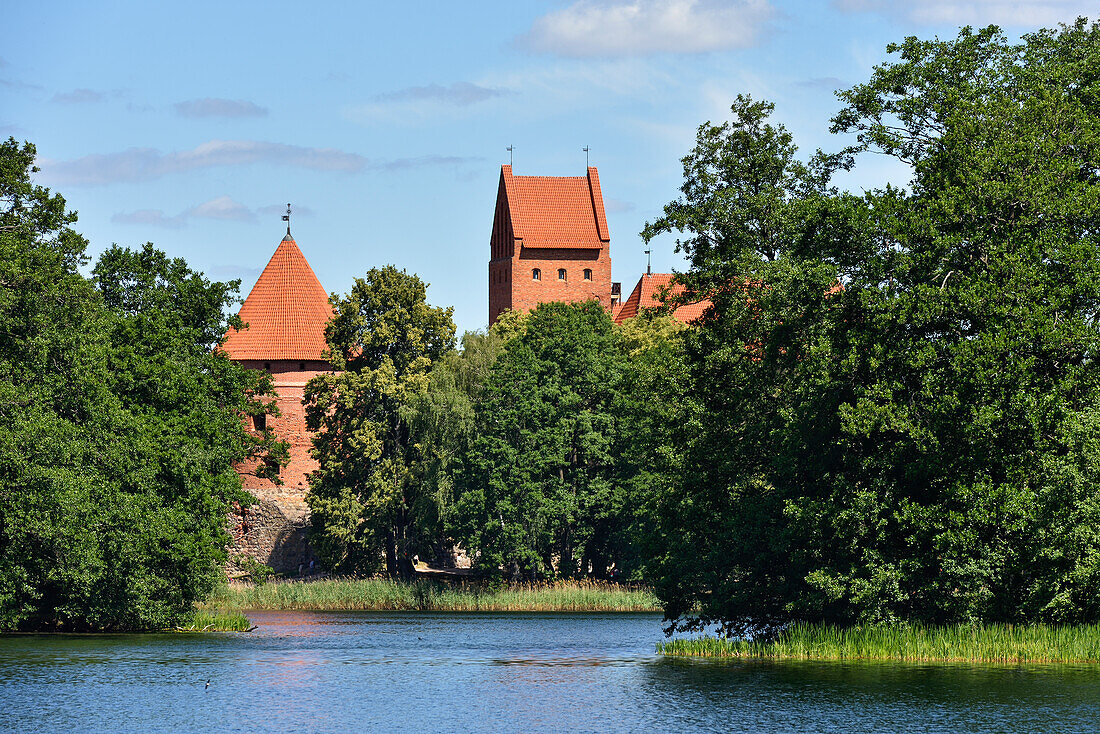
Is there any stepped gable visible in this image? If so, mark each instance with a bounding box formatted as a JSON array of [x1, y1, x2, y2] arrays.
[[222, 233, 333, 361], [501, 164, 610, 248], [615, 273, 711, 324]]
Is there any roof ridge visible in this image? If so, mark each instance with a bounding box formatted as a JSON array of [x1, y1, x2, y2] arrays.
[[222, 236, 333, 361], [496, 164, 610, 250]]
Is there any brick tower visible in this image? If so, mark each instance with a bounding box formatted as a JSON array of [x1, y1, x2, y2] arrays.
[[221, 226, 333, 574], [488, 165, 615, 324]]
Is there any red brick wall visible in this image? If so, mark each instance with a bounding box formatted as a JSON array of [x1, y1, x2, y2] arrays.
[[234, 359, 329, 498], [490, 244, 613, 323], [489, 259, 513, 324], [488, 182, 515, 324], [229, 359, 330, 573], [505, 245, 612, 318]]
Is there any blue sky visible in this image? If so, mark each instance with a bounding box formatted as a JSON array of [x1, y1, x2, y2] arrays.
[[3, 1, 1094, 335]]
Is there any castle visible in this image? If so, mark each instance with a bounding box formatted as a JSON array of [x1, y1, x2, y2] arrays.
[[223, 165, 708, 574], [488, 164, 710, 325], [221, 226, 331, 575], [489, 165, 620, 323]]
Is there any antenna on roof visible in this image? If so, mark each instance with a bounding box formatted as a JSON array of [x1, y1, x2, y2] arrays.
[[506, 145, 514, 166], [644, 248, 652, 276], [583, 145, 590, 167], [282, 203, 291, 237]]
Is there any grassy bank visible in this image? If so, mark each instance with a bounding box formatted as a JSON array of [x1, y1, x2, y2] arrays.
[[175, 609, 253, 632], [657, 622, 1100, 663], [204, 578, 661, 613]]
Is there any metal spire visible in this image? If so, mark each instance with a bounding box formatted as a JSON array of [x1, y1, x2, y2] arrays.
[[583, 145, 590, 167], [644, 248, 652, 275], [282, 203, 291, 237], [506, 145, 514, 166]]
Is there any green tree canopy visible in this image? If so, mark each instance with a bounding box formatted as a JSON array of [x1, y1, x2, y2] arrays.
[[645, 19, 1100, 635], [455, 301, 627, 580], [305, 265, 455, 578], [0, 139, 282, 630]]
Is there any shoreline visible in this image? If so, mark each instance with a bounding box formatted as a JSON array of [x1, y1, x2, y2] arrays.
[[202, 577, 662, 614], [657, 623, 1100, 664]]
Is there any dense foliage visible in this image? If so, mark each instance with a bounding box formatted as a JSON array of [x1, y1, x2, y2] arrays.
[[304, 266, 456, 578], [455, 301, 625, 579], [646, 20, 1100, 634], [0, 140, 283, 630], [11, 18, 1099, 635]]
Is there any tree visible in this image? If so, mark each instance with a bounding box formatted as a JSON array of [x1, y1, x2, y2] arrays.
[[0, 139, 282, 629], [305, 265, 455, 578], [404, 312, 528, 566], [645, 20, 1100, 634], [455, 301, 625, 579], [613, 313, 693, 582], [0, 139, 119, 630], [642, 98, 844, 633]]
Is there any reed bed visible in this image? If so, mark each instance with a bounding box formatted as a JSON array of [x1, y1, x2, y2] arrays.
[[657, 622, 1100, 663], [175, 609, 253, 632], [204, 578, 661, 613]]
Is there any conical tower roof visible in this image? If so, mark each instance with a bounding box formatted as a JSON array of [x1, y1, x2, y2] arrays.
[[222, 233, 333, 361]]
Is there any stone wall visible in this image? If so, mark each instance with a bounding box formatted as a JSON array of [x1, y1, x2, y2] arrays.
[[228, 361, 326, 575], [226, 497, 313, 576]]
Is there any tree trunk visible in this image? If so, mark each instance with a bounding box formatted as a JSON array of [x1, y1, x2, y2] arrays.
[[384, 533, 398, 578], [560, 524, 574, 578]]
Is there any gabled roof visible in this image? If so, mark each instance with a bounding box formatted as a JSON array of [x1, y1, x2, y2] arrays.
[[615, 273, 711, 324], [498, 165, 610, 249], [222, 234, 333, 361]]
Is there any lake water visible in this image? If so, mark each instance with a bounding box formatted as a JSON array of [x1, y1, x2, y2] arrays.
[[2, 611, 1099, 733]]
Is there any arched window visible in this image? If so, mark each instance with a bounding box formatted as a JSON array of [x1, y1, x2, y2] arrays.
[[558, 268, 567, 281], [583, 268, 592, 281], [532, 268, 541, 281]]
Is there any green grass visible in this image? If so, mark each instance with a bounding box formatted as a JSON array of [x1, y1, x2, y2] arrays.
[[174, 609, 253, 632], [203, 578, 661, 613], [657, 622, 1100, 663]]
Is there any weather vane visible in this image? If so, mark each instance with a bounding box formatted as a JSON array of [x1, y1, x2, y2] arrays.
[[506, 145, 514, 166], [282, 203, 291, 236], [644, 248, 652, 275], [583, 145, 590, 166]]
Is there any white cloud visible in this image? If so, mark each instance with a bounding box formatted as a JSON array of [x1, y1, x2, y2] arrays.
[[52, 88, 104, 104], [520, 0, 774, 57], [0, 78, 42, 92], [834, 0, 1094, 26], [189, 195, 256, 221], [41, 140, 369, 185], [347, 81, 511, 122], [113, 195, 259, 228], [45, 140, 484, 186], [174, 98, 268, 118], [111, 208, 187, 229]]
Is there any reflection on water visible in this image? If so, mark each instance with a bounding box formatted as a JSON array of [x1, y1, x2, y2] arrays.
[[2, 612, 1098, 733]]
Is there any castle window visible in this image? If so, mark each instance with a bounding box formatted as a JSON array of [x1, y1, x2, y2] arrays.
[[264, 362, 271, 371], [558, 268, 567, 281], [532, 268, 541, 281], [299, 362, 305, 371], [253, 413, 267, 431], [583, 269, 592, 281]]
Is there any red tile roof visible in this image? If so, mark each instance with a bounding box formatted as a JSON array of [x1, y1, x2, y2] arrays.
[[501, 165, 610, 249], [614, 273, 711, 324], [222, 234, 333, 361]]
